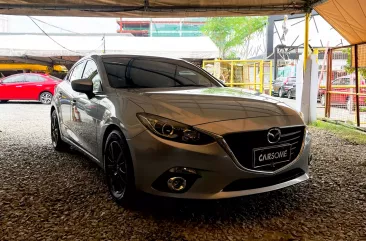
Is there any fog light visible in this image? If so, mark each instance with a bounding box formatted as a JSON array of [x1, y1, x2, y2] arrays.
[[167, 177, 187, 192]]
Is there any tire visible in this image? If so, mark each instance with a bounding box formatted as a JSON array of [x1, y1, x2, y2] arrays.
[[279, 88, 284, 98], [51, 109, 69, 151], [320, 94, 326, 106], [40, 92, 53, 104], [104, 130, 135, 206], [287, 90, 292, 99], [0, 100, 9, 103]]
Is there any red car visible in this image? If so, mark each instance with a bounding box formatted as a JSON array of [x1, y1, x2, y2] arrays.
[[318, 74, 366, 110], [0, 73, 62, 104]]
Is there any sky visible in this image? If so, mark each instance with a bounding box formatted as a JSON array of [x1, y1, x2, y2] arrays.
[[0, 15, 119, 33]]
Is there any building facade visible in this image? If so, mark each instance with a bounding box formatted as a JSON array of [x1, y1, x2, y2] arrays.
[[117, 18, 206, 37]]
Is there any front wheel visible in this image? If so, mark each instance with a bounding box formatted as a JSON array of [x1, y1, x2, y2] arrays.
[[287, 90, 292, 99], [279, 88, 284, 98], [51, 110, 69, 151], [104, 130, 135, 206], [40, 92, 53, 104]]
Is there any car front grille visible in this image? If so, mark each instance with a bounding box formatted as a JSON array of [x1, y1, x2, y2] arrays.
[[223, 125, 305, 172]]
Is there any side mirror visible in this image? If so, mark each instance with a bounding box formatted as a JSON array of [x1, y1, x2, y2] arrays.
[[71, 78, 93, 94]]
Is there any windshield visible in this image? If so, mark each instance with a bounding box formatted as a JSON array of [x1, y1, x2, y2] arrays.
[[103, 57, 221, 88]]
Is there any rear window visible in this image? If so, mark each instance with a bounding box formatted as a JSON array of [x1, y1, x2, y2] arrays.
[[103, 57, 219, 88], [288, 77, 296, 83], [48, 75, 62, 82]]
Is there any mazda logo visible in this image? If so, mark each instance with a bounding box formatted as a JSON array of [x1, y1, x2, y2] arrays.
[[267, 128, 281, 144]]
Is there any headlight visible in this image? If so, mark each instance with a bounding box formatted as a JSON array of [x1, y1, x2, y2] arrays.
[[137, 113, 215, 145]]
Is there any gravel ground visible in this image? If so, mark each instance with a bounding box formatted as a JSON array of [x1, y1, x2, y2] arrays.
[[0, 101, 366, 241]]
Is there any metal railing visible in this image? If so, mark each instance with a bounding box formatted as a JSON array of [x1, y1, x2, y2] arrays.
[[202, 59, 273, 95]]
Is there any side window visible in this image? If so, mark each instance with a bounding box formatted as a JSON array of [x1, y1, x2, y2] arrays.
[[25, 75, 43, 83], [332, 78, 340, 85], [176, 66, 214, 86], [82, 60, 102, 92], [340, 78, 350, 85], [3, 75, 25, 83], [70, 62, 86, 82]]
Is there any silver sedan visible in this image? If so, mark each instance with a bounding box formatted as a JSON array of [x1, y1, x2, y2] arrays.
[[50, 55, 311, 206]]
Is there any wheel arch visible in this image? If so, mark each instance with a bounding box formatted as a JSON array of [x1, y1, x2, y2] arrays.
[[101, 124, 132, 170]]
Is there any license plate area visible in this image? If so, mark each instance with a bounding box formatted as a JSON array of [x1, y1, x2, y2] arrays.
[[253, 144, 292, 169]]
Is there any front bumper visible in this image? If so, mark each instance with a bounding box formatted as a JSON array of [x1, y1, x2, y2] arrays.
[[127, 129, 311, 199]]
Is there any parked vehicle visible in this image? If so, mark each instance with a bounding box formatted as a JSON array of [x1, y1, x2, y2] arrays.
[[0, 73, 61, 104], [318, 75, 366, 110], [51, 55, 311, 205], [272, 76, 296, 98], [287, 85, 296, 99]]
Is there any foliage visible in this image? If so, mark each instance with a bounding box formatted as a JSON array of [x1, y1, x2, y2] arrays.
[[310, 120, 366, 144], [201, 17, 267, 59], [343, 48, 366, 78]]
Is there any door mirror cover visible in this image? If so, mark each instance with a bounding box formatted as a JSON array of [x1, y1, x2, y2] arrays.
[[71, 78, 93, 93]]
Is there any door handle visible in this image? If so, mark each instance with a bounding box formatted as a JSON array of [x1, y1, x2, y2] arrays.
[[36, 85, 43, 87], [15, 86, 22, 88]]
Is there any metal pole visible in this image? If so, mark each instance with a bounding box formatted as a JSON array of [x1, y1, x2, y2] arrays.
[[259, 61, 264, 93], [274, 45, 278, 79], [269, 60, 273, 96], [103, 34, 105, 53], [325, 49, 332, 117], [303, 12, 310, 71], [355, 44, 360, 126], [230, 61, 234, 87]]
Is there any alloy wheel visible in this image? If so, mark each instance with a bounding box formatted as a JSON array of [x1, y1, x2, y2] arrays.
[[51, 111, 59, 147], [40, 92, 52, 104], [279, 88, 283, 98], [105, 140, 128, 199]]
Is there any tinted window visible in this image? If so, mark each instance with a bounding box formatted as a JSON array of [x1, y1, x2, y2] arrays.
[[332, 79, 341, 85], [48, 75, 62, 82], [2, 75, 25, 83], [82, 60, 102, 92], [340, 78, 350, 85], [288, 77, 296, 84], [70, 62, 86, 81], [103, 57, 218, 88], [25, 75, 43, 83]]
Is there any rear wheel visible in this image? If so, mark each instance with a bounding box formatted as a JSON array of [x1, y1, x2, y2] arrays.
[[0, 100, 9, 103], [320, 94, 326, 106], [51, 110, 69, 151], [40, 92, 52, 104], [279, 88, 284, 98], [104, 130, 135, 206]]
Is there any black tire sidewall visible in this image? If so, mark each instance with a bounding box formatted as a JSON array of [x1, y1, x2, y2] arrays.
[[104, 130, 135, 206], [51, 110, 68, 151]]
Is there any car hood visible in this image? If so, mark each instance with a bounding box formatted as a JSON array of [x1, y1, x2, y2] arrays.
[[120, 87, 299, 126]]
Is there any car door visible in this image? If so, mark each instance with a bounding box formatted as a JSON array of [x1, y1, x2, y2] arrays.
[[331, 78, 342, 104], [0, 75, 26, 100], [23, 74, 45, 100], [59, 62, 86, 139], [272, 77, 283, 94], [69, 60, 101, 157]]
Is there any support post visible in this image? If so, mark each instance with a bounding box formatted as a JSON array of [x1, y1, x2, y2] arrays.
[[303, 12, 310, 71], [269, 60, 273, 95], [254, 63, 257, 91], [259, 61, 264, 93], [274, 45, 278, 79], [325, 49, 332, 117], [230, 61, 234, 87], [355, 44, 360, 126]]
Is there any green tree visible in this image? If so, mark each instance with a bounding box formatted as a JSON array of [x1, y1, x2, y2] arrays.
[[344, 48, 366, 78], [201, 17, 267, 59]]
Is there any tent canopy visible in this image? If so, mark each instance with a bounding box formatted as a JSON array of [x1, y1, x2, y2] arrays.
[[315, 0, 366, 45], [0, 33, 219, 65], [0, 0, 323, 17]]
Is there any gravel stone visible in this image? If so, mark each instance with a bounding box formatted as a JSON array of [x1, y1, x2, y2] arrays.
[[0, 102, 365, 241]]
